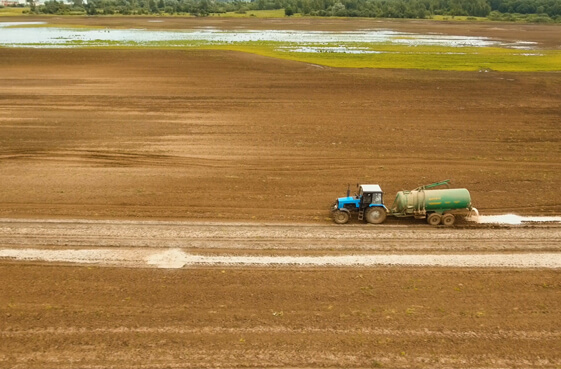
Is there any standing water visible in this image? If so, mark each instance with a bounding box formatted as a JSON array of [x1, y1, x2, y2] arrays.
[[0, 22, 538, 50]]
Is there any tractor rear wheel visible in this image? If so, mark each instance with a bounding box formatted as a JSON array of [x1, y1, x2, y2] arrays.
[[442, 213, 455, 226], [333, 210, 350, 224], [427, 213, 442, 226], [365, 207, 387, 224]]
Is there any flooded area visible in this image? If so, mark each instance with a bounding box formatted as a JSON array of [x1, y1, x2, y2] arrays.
[[0, 21, 538, 51]]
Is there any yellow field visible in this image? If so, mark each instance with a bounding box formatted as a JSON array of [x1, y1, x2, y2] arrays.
[[0, 7, 28, 15], [431, 15, 487, 21]]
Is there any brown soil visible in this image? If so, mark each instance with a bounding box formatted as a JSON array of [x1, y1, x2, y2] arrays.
[[0, 25, 560, 222], [0, 18, 560, 368], [1, 265, 560, 368]]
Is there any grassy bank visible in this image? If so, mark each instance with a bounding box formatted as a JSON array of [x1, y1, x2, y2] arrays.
[[0, 7, 27, 16], [205, 43, 561, 72], [6, 39, 561, 72]]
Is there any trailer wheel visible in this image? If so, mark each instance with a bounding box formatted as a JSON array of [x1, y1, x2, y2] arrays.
[[442, 213, 455, 226], [365, 207, 387, 224], [333, 210, 350, 224], [427, 213, 442, 226]]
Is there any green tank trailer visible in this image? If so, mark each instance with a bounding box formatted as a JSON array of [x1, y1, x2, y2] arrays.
[[332, 180, 474, 226]]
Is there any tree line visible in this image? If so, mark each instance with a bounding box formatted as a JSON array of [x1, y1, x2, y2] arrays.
[[27, 0, 561, 22]]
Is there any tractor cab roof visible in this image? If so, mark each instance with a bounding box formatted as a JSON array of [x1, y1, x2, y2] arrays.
[[360, 184, 382, 193]]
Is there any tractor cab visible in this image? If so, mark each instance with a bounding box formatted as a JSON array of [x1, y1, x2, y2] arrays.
[[357, 185, 384, 208], [332, 184, 387, 224]]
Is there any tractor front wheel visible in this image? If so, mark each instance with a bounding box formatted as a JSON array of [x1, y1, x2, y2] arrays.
[[333, 210, 350, 224], [427, 213, 442, 226], [365, 207, 387, 224]]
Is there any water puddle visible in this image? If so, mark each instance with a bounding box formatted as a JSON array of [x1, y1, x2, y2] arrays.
[[0, 21, 537, 50]]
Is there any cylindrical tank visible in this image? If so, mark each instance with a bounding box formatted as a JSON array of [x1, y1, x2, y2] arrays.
[[390, 188, 471, 215]]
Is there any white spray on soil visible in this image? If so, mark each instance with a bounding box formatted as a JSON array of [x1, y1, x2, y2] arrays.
[[146, 248, 191, 269], [2, 248, 561, 269], [0, 248, 149, 267], [467, 208, 561, 225]]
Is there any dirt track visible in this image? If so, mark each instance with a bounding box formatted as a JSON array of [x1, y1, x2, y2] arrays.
[[1, 17, 560, 368], [1, 219, 561, 269], [1, 218, 561, 253]]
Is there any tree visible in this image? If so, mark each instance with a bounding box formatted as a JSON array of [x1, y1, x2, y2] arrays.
[[148, 0, 158, 12], [33, 0, 561, 21], [331, 1, 345, 16], [26, 0, 36, 12]]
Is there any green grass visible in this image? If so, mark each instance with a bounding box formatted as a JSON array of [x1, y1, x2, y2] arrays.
[[431, 15, 487, 21], [0, 7, 28, 15], [200, 43, 561, 72], [60, 40, 561, 72]]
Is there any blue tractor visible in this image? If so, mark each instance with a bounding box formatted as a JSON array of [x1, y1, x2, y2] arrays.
[[332, 184, 387, 224]]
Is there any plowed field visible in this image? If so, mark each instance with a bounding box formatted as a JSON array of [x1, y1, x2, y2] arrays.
[[2, 264, 560, 368], [0, 17, 560, 368]]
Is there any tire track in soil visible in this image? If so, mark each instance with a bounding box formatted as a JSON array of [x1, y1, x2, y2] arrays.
[[1, 219, 560, 243], [2, 326, 560, 340], [0, 219, 560, 269]]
